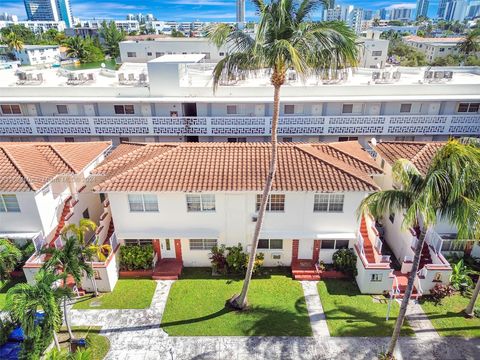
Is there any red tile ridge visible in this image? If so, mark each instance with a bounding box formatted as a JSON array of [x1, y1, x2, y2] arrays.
[[327, 141, 383, 175]]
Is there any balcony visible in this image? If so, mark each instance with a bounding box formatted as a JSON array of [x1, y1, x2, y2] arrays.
[[0, 114, 478, 137]]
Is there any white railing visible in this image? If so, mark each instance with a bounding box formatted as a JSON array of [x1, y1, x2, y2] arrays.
[[414, 273, 424, 296], [381, 255, 391, 263], [0, 114, 478, 136], [32, 232, 45, 253], [425, 229, 443, 253], [411, 236, 418, 250], [404, 255, 413, 262], [357, 233, 366, 258], [109, 232, 118, 251], [152, 252, 158, 268], [391, 274, 400, 297], [374, 236, 383, 254], [54, 236, 63, 249]]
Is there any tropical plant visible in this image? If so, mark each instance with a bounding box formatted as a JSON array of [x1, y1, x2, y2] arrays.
[[5, 31, 24, 52], [99, 21, 125, 58], [332, 248, 357, 277], [430, 283, 455, 305], [209, 245, 227, 273], [119, 244, 154, 271], [458, 29, 480, 60], [6, 270, 68, 356], [42, 236, 93, 341], [63, 219, 101, 296], [372, 18, 381, 27], [208, 0, 358, 310], [225, 243, 248, 273], [358, 139, 480, 357], [0, 238, 22, 281], [0, 316, 15, 346], [450, 259, 475, 293]]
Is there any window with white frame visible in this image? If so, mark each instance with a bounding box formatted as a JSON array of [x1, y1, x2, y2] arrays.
[[0, 104, 22, 115], [186, 194, 216, 212], [320, 239, 349, 249], [313, 194, 344, 212], [189, 239, 218, 250], [127, 52, 136, 57], [0, 194, 21, 213], [256, 194, 285, 212], [127, 194, 159, 212], [56, 105, 68, 114], [258, 239, 283, 250], [226, 105, 237, 115], [124, 239, 152, 246], [114, 104, 135, 114], [370, 273, 383, 282]]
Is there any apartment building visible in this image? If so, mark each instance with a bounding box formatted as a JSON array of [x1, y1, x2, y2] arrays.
[[0, 21, 66, 34], [24, 0, 73, 28], [119, 38, 227, 63], [403, 35, 466, 62], [10, 45, 60, 66], [358, 30, 389, 68], [0, 142, 111, 283], [0, 54, 478, 146]]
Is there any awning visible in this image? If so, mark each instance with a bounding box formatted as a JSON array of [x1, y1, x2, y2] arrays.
[[316, 232, 356, 240], [259, 231, 356, 240], [119, 229, 219, 239]]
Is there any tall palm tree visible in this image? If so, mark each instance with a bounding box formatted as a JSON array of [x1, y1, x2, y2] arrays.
[[359, 139, 480, 357], [63, 219, 100, 296], [458, 29, 480, 61], [42, 236, 93, 341], [208, 0, 358, 309], [6, 269, 69, 352], [64, 36, 86, 60], [0, 238, 22, 281]]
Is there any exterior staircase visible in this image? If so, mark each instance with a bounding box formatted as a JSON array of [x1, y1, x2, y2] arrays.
[[392, 271, 421, 299], [49, 198, 73, 246], [419, 241, 432, 270], [152, 259, 183, 280], [291, 260, 320, 281], [103, 219, 115, 246], [360, 216, 376, 263]]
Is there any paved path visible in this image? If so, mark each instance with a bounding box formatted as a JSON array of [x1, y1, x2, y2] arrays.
[[300, 281, 330, 337], [404, 299, 439, 339], [68, 280, 480, 360]]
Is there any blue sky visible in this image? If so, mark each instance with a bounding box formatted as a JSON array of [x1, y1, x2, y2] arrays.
[[2, 1, 439, 21]]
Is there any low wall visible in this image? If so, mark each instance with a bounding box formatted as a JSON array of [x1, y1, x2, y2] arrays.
[[81, 246, 120, 292]]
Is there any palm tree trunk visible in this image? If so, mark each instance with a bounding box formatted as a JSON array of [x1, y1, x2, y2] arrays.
[[231, 82, 281, 310], [465, 276, 480, 317], [53, 331, 61, 350], [63, 294, 74, 341], [387, 227, 427, 356]]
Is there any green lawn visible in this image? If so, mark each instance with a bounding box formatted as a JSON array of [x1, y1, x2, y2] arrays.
[[72, 279, 156, 309], [318, 279, 414, 337], [420, 293, 480, 337], [161, 267, 312, 336], [50, 327, 110, 360], [0, 277, 25, 310]]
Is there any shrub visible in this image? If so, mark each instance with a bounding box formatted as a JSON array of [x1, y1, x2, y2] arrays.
[[119, 245, 154, 271], [450, 259, 475, 294], [430, 284, 455, 305], [0, 317, 15, 346], [474, 306, 480, 319], [249, 251, 264, 274], [209, 245, 227, 273], [226, 244, 248, 274], [332, 248, 357, 277]]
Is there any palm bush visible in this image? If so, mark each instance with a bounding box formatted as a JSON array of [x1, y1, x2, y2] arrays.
[[0, 238, 22, 281]]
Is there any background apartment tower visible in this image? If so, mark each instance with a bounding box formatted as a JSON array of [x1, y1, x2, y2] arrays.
[[236, 0, 245, 24], [24, 0, 73, 27], [416, 0, 430, 19]]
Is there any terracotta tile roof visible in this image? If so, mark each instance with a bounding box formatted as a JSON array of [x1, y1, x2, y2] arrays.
[[371, 141, 445, 176], [94, 142, 379, 193], [0, 142, 111, 192]]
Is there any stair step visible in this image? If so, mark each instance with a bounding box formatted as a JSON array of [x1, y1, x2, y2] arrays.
[[294, 274, 321, 281], [152, 275, 178, 280], [292, 269, 318, 275]]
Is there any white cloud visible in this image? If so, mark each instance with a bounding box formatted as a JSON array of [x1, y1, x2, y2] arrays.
[[386, 3, 417, 10], [167, 0, 235, 6]]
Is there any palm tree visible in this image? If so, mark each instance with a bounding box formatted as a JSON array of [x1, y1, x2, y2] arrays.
[[208, 0, 358, 309], [372, 18, 381, 27], [63, 219, 100, 296], [64, 36, 86, 60], [6, 269, 69, 352], [42, 236, 93, 341], [0, 238, 22, 281], [5, 31, 24, 52], [458, 29, 480, 61], [359, 139, 480, 357], [84, 238, 111, 297]]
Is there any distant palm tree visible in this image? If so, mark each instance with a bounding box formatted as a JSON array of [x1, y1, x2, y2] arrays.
[[359, 139, 480, 357], [42, 236, 93, 341], [5, 31, 23, 52], [208, 0, 358, 310], [0, 238, 22, 281], [458, 29, 480, 61], [64, 36, 86, 60], [372, 18, 381, 27], [6, 269, 69, 352]]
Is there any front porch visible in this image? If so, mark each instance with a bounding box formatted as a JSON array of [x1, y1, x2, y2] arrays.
[[152, 259, 183, 280]]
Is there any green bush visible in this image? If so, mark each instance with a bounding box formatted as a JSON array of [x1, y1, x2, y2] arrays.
[[332, 248, 358, 277], [450, 259, 475, 293], [0, 317, 15, 345], [120, 245, 154, 271], [224, 243, 264, 275]]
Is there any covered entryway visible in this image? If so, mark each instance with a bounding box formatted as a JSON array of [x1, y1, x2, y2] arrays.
[[298, 239, 314, 259], [152, 238, 183, 280], [160, 238, 176, 258]]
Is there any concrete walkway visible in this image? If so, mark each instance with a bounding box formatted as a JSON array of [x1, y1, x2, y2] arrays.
[[404, 299, 439, 339], [301, 281, 330, 337], [67, 280, 480, 360]]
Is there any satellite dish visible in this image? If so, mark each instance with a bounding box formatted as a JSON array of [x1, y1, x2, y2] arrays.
[[371, 137, 377, 146]]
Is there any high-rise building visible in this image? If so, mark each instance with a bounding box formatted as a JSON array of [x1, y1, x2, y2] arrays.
[[444, 0, 468, 21], [390, 7, 413, 21], [236, 0, 245, 23], [363, 10, 373, 21], [0, 12, 18, 22], [467, 1, 480, 19], [378, 8, 388, 20], [437, 0, 448, 18], [416, 0, 429, 19], [23, 0, 73, 28]]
